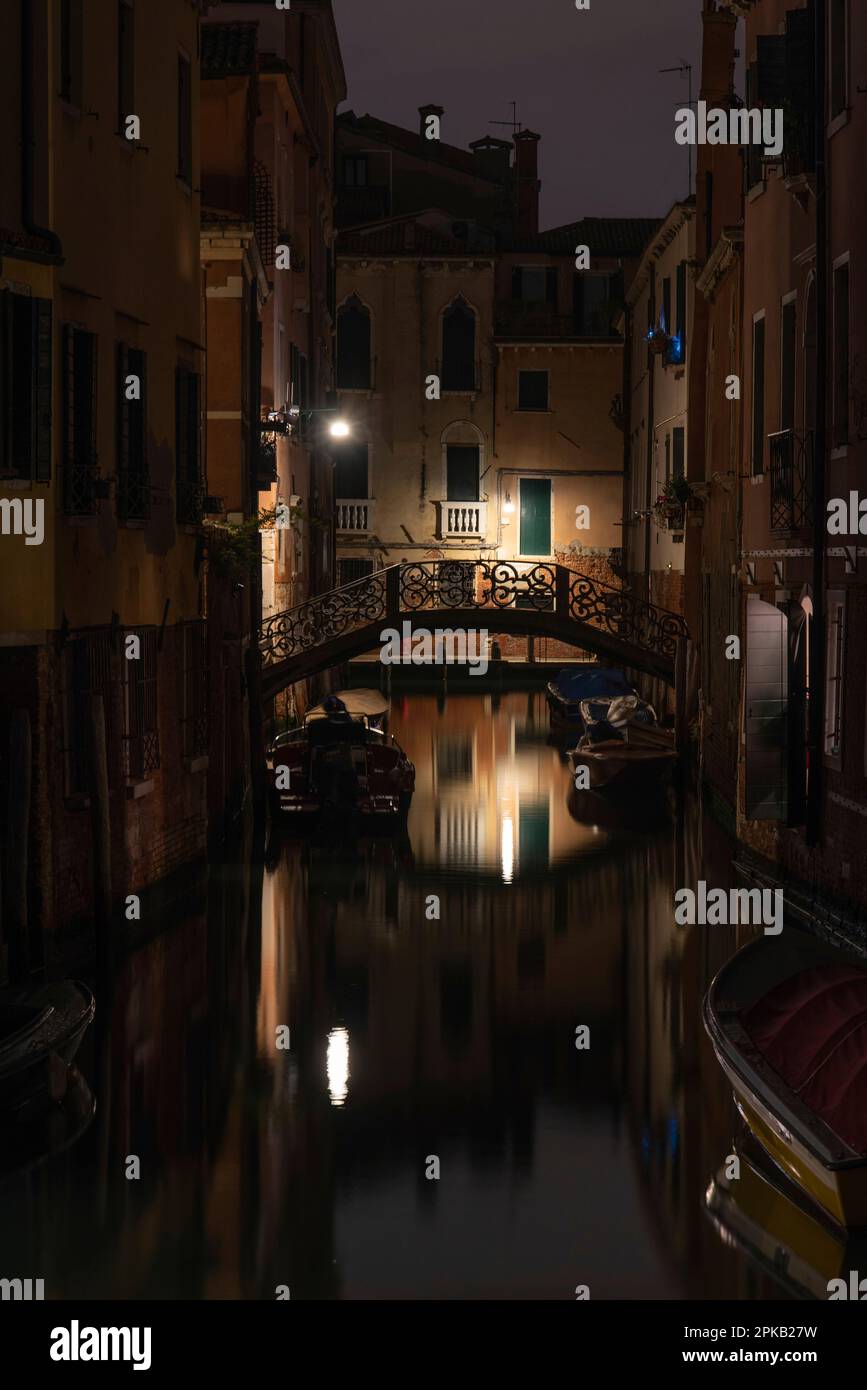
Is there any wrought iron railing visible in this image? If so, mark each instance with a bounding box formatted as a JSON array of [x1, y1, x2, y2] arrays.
[[117, 470, 151, 521], [259, 561, 689, 670], [769, 428, 813, 534], [63, 458, 100, 515]]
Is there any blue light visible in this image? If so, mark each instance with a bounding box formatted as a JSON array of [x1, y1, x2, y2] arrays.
[[668, 333, 684, 364]]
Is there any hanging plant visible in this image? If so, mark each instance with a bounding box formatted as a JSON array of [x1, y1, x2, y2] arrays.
[[205, 504, 306, 582]]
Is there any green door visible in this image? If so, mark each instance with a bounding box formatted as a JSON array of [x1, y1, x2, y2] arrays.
[[519, 478, 551, 556]]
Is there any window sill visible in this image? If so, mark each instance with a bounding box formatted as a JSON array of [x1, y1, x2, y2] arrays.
[[118, 516, 148, 528], [185, 755, 209, 774], [64, 514, 99, 526], [749, 472, 765, 486], [830, 445, 848, 460], [828, 109, 850, 140], [176, 176, 192, 197], [746, 180, 766, 204], [126, 779, 154, 800], [0, 478, 39, 491], [515, 407, 552, 413]]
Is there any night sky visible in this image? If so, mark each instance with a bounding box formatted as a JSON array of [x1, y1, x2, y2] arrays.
[[332, 0, 720, 230]]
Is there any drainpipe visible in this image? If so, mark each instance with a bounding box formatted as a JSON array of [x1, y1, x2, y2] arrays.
[[644, 266, 656, 604], [806, 0, 827, 847], [20, 0, 62, 258], [620, 303, 633, 579]]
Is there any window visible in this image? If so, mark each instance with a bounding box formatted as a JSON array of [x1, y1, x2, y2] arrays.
[[175, 365, 202, 523], [441, 299, 476, 391], [117, 0, 134, 132], [745, 63, 764, 189], [288, 342, 310, 410], [177, 52, 192, 182], [672, 426, 685, 480], [517, 370, 548, 411], [62, 325, 98, 513], [780, 297, 796, 433], [830, 0, 848, 120], [751, 314, 766, 475], [116, 344, 148, 518], [0, 291, 52, 481], [182, 621, 208, 760], [833, 261, 849, 447], [512, 267, 556, 303], [673, 260, 686, 363], [662, 277, 672, 336], [337, 558, 374, 587], [60, 629, 116, 797], [824, 592, 845, 760], [334, 441, 368, 498], [336, 296, 371, 390], [124, 628, 159, 780], [59, 0, 83, 106], [446, 445, 479, 501], [342, 156, 368, 187], [573, 273, 615, 336]]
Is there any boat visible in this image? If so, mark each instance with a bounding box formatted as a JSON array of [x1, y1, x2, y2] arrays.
[[269, 691, 415, 823], [546, 665, 636, 734], [0, 980, 95, 1116], [705, 1129, 867, 1301], [704, 928, 867, 1228], [567, 692, 676, 789]]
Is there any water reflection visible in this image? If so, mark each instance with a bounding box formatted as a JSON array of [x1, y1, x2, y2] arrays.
[[0, 691, 816, 1298]]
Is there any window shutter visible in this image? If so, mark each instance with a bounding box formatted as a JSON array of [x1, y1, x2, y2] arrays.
[[756, 35, 786, 105], [32, 298, 52, 481], [744, 596, 788, 820], [63, 324, 76, 468], [117, 342, 130, 479], [0, 290, 10, 473]]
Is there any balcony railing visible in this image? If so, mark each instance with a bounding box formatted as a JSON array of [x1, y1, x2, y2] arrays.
[[769, 428, 813, 535], [440, 500, 487, 538], [337, 499, 374, 533]]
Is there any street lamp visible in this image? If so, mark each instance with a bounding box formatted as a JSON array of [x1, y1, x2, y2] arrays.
[[286, 404, 352, 439]]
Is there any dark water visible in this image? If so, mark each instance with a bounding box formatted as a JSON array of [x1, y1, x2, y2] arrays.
[[0, 691, 794, 1300]]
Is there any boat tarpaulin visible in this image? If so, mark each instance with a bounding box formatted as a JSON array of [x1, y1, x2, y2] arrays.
[[743, 963, 867, 1155]]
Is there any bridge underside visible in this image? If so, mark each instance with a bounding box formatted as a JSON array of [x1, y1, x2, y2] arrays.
[[261, 608, 677, 701]]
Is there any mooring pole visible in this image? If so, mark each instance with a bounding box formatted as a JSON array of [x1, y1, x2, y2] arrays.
[[88, 694, 112, 951], [674, 636, 688, 755]]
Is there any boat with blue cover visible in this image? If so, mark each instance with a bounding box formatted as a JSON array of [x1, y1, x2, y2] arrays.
[[545, 665, 637, 733]]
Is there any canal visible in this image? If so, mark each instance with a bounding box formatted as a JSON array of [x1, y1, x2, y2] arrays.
[[0, 689, 791, 1300]]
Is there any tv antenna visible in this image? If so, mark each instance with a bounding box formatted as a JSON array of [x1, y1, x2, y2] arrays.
[[659, 60, 693, 197], [490, 101, 523, 137]]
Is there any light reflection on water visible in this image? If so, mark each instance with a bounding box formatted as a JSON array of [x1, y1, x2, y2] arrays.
[[0, 690, 795, 1299]]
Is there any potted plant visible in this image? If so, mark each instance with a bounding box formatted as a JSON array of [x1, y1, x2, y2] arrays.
[[652, 475, 691, 531]]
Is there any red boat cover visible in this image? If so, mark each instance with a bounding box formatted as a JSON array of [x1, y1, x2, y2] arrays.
[[743, 963, 867, 1155]]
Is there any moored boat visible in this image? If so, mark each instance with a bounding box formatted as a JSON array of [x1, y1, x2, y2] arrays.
[[567, 692, 676, 789], [704, 929, 867, 1228], [0, 980, 95, 1115], [545, 665, 636, 734], [269, 692, 414, 824]]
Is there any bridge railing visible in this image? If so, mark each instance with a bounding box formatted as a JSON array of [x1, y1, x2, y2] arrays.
[[259, 561, 688, 669]]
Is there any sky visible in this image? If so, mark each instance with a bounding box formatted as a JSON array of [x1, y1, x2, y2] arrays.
[[331, 0, 716, 231]]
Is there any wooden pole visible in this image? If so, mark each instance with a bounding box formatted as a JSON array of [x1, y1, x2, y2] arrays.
[[5, 709, 31, 980], [88, 694, 112, 941]]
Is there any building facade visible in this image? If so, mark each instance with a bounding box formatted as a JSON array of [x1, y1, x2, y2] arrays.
[[0, 0, 210, 970]]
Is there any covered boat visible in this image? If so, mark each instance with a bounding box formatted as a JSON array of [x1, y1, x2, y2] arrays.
[[704, 929, 867, 1228], [269, 693, 414, 823], [567, 693, 676, 789], [0, 980, 95, 1115], [545, 666, 636, 733], [705, 1130, 867, 1300]]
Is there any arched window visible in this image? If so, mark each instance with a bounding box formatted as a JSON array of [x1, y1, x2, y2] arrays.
[[336, 295, 371, 390], [441, 298, 476, 392]]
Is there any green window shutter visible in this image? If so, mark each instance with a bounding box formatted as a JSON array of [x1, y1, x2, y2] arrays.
[[519, 478, 551, 556]]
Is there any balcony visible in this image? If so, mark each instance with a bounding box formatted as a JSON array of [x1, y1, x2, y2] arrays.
[[440, 500, 487, 538], [495, 305, 594, 341], [769, 429, 813, 535], [337, 499, 375, 533]]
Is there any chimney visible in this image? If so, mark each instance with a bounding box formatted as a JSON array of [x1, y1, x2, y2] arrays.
[[513, 129, 541, 238], [418, 104, 444, 140], [469, 136, 511, 187]]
